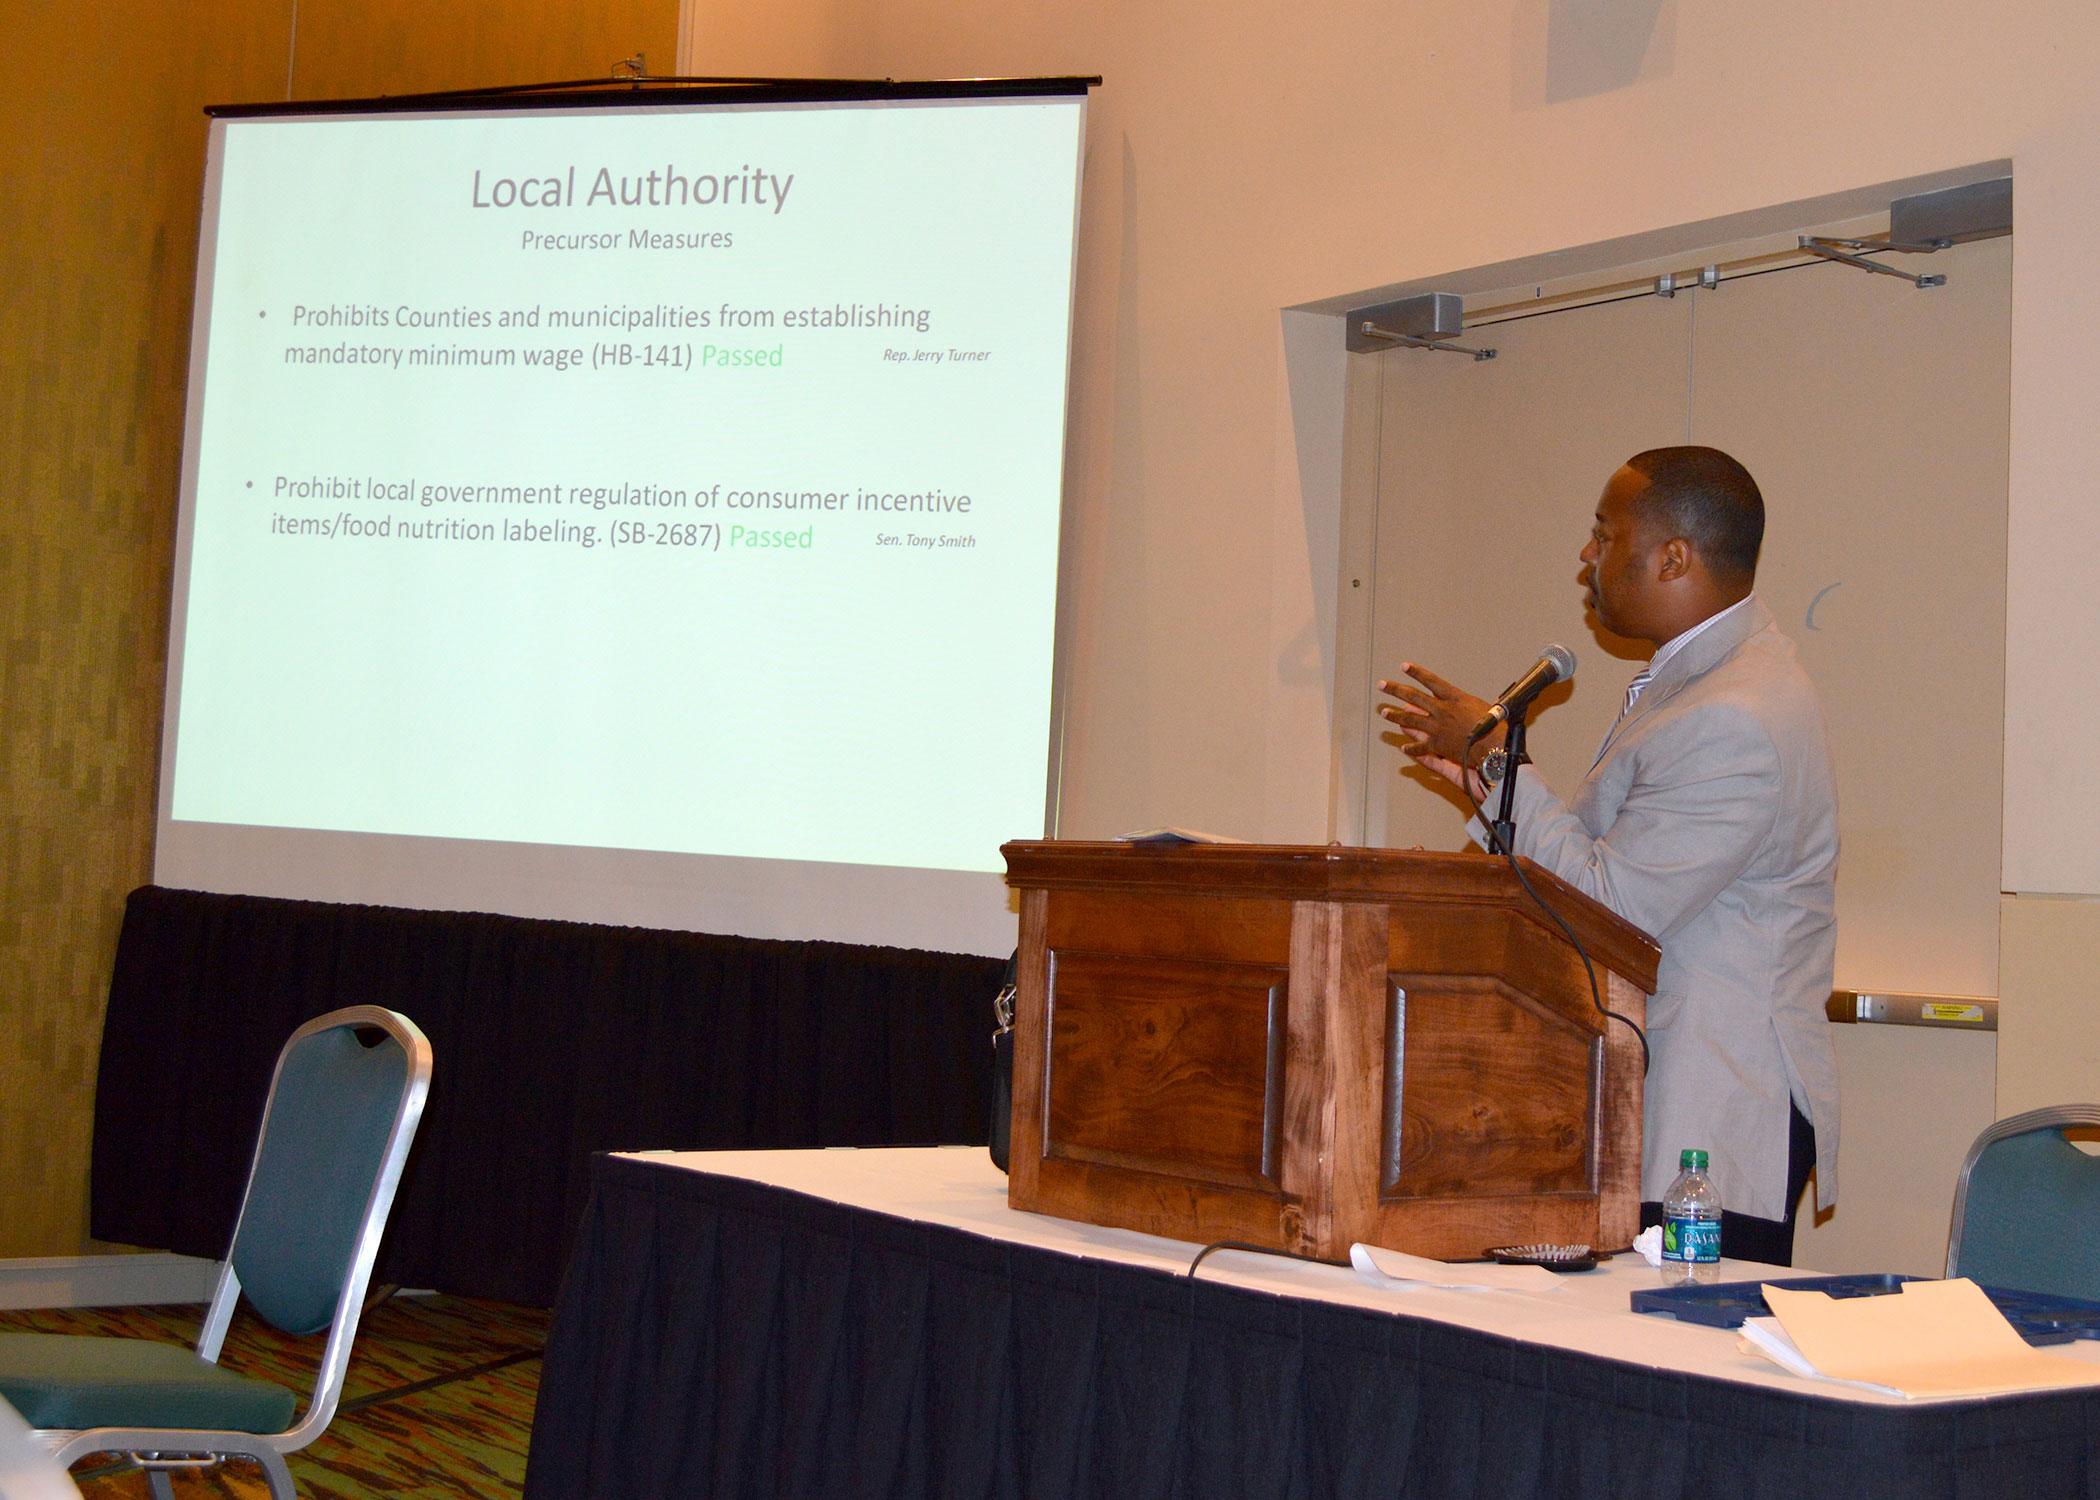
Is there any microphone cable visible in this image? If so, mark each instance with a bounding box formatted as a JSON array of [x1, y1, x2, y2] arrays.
[[1186, 1239, 1348, 1277], [1459, 723, 1650, 1076]]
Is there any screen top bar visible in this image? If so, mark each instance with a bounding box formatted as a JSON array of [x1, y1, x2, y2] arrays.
[[207, 75, 1101, 120]]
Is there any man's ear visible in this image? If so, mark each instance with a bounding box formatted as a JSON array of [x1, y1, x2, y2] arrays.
[[1656, 536, 1692, 583]]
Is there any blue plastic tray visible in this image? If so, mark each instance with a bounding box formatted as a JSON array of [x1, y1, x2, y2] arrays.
[[1630, 1273, 2100, 1345]]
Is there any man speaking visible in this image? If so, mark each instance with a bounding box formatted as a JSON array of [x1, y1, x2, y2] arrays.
[[1379, 447, 1838, 1265]]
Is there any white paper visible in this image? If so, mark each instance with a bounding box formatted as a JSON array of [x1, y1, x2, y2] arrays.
[[1114, 826, 1249, 845], [1739, 1317, 1909, 1398], [1349, 1242, 1566, 1294]]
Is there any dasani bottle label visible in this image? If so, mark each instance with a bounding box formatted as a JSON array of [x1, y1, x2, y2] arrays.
[[1662, 1215, 1721, 1264]]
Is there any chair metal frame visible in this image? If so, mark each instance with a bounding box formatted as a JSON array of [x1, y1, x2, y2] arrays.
[[1944, 1102, 2100, 1279], [29, 1005, 433, 1500]]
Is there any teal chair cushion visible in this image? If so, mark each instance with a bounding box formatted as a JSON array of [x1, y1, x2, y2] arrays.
[[234, 1025, 408, 1336], [1955, 1127, 2100, 1300], [0, 1333, 297, 1434]]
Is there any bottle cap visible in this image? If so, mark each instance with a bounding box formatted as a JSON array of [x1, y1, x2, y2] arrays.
[[1679, 1148, 1708, 1171]]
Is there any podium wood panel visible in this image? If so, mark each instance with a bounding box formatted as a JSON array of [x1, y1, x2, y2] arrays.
[[1003, 843, 1660, 1261], [1042, 951, 1287, 1192]]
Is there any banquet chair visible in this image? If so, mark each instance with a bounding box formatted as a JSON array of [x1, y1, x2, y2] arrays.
[[1945, 1103, 2100, 1299], [0, 1006, 432, 1499]]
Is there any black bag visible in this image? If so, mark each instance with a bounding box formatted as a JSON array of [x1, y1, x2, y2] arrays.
[[988, 953, 1017, 1173]]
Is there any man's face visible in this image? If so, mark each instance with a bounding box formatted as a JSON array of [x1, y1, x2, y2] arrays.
[[1579, 466, 1663, 641]]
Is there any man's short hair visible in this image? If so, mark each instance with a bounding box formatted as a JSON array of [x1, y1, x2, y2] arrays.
[[1624, 446, 1764, 580]]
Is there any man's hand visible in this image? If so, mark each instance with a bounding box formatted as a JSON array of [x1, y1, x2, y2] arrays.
[[1377, 663, 1498, 793]]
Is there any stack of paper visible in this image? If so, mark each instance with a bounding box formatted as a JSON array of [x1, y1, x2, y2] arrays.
[[1740, 1277, 2100, 1398], [1349, 1242, 1565, 1293], [1114, 827, 1248, 845]]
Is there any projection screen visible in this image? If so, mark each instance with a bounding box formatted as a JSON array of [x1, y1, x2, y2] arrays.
[[153, 81, 1091, 954]]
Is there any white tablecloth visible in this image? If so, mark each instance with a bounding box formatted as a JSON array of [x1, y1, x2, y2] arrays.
[[620, 1144, 2100, 1407]]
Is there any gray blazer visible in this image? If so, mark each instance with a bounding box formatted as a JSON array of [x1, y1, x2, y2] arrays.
[[1482, 596, 1840, 1221]]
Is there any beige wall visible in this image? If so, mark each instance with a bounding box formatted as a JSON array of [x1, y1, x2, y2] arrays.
[[668, 0, 2100, 850], [0, 0, 677, 1257], [1, 1, 292, 1260], [11, 0, 2098, 1256], [2000, 895, 2100, 1118], [2004, 109, 2100, 897], [1985, 105, 2100, 1211], [675, 0, 2100, 1224]]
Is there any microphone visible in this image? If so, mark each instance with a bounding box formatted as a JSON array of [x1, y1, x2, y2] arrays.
[[1468, 644, 1576, 741]]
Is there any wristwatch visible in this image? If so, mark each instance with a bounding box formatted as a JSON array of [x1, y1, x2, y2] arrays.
[[1478, 746, 1530, 788]]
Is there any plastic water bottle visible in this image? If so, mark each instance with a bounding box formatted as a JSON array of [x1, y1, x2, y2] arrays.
[[1660, 1148, 1722, 1286]]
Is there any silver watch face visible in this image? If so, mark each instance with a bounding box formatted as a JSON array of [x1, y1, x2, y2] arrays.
[[1481, 748, 1507, 785]]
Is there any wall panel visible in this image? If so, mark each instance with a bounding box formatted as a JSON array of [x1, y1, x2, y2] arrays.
[[292, 1, 673, 100], [0, 1, 292, 1258], [0, 0, 674, 1258]]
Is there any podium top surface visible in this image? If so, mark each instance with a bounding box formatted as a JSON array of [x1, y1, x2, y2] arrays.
[[1001, 840, 1659, 992]]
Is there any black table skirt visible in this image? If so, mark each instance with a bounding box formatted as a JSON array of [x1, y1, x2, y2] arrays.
[[89, 885, 1004, 1304], [523, 1154, 2100, 1499]]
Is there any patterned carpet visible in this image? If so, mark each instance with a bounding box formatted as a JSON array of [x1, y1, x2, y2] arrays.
[[0, 1294, 548, 1498]]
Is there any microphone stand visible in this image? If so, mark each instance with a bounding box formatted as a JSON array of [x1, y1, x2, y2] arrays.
[[1486, 702, 1529, 857]]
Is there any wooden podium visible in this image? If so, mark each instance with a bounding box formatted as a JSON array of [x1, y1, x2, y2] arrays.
[[999, 842, 1661, 1261]]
